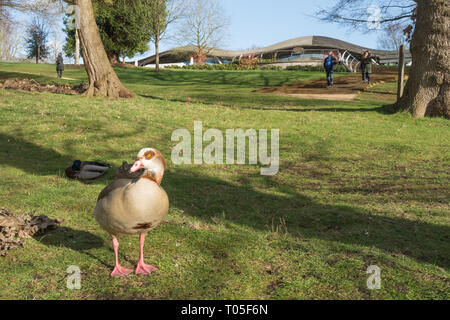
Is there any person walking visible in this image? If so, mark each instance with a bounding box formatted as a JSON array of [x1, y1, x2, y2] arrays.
[[56, 53, 64, 79], [323, 51, 337, 87], [361, 51, 373, 84]]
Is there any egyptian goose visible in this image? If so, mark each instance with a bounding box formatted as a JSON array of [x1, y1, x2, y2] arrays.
[[65, 160, 112, 180], [94, 148, 169, 277]]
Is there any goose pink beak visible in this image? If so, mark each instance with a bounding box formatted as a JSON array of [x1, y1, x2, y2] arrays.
[[130, 160, 144, 173]]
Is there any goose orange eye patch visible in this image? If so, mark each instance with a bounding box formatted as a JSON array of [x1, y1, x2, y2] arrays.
[[144, 151, 155, 160]]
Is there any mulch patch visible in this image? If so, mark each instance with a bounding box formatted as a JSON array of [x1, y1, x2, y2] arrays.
[[0, 207, 62, 256], [1, 78, 87, 95]]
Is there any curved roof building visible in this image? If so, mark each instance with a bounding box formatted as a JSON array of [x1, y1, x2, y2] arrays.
[[138, 36, 411, 69]]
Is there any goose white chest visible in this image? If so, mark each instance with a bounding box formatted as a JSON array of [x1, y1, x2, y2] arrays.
[[94, 178, 169, 235]]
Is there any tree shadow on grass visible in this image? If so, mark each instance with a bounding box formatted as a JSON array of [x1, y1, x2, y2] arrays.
[[164, 170, 450, 269], [0, 132, 117, 186], [137, 89, 395, 114], [0, 132, 74, 176], [118, 69, 306, 88], [2, 133, 447, 270], [137, 92, 370, 110], [260, 104, 396, 114], [34, 227, 136, 269], [36, 227, 104, 251], [34, 227, 112, 268]]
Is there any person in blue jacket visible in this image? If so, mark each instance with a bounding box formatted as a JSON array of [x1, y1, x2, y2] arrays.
[[323, 51, 338, 87]]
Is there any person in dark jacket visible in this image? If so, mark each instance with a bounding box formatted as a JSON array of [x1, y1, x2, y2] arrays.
[[323, 51, 337, 87], [56, 53, 64, 78], [361, 51, 373, 84]]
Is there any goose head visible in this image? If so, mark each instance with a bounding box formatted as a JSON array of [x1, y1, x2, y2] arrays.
[[130, 148, 166, 185]]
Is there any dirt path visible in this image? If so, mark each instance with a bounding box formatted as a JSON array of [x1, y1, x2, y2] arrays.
[[255, 66, 402, 101]]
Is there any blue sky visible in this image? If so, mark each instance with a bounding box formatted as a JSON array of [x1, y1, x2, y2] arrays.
[[156, 0, 382, 59], [13, 0, 383, 61], [221, 0, 380, 50]]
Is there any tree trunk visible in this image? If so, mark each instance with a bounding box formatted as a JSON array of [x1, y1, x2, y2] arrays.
[[75, 29, 80, 65], [106, 51, 120, 65], [395, 0, 449, 119], [155, 36, 160, 72], [74, 0, 134, 98]]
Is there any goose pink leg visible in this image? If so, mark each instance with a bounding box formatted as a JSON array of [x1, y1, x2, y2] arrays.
[[110, 236, 133, 277], [135, 233, 158, 275]]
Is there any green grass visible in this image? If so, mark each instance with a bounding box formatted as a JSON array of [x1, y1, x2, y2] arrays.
[[0, 62, 449, 300]]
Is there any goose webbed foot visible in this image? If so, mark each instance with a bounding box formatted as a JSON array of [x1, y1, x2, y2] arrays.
[[135, 261, 158, 275], [111, 265, 134, 278], [135, 233, 158, 275], [110, 236, 133, 277]]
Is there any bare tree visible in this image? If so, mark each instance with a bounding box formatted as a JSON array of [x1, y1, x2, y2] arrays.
[[377, 23, 408, 51], [50, 25, 63, 62], [318, 0, 449, 119], [1, 0, 66, 63], [0, 16, 23, 61], [176, 0, 229, 64], [0, 0, 63, 17], [132, 0, 186, 72], [74, 28, 79, 65], [39, 5, 65, 63]]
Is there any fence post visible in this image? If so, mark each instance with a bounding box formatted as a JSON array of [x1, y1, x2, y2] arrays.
[[397, 44, 405, 101]]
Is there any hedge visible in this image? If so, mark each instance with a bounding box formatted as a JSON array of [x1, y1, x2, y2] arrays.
[[164, 64, 348, 72]]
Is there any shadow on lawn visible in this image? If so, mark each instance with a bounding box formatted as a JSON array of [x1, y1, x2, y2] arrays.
[[261, 104, 396, 114], [1, 133, 448, 270], [137, 90, 394, 114], [117, 68, 306, 88], [0, 132, 116, 185], [36, 227, 104, 251], [137, 92, 385, 111], [34, 227, 122, 269], [164, 170, 450, 269], [0, 132, 74, 175]]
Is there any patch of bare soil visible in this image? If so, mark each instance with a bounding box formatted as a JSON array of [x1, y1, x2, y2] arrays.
[[274, 93, 358, 101], [255, 66, 402, 101], [1, 78, 87, 95], [0, 207, 62, 256]]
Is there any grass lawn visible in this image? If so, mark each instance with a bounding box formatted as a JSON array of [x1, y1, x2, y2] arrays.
[[0, 62, 448, 299]]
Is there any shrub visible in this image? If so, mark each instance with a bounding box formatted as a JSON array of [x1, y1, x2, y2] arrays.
[[285, 65, 348, 72], [239, 54, 259, 67], [260, 65, 282, 71], [164, 63, 347, 72], [173, 63, 262, 71], [162, 65, 182, 69]]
